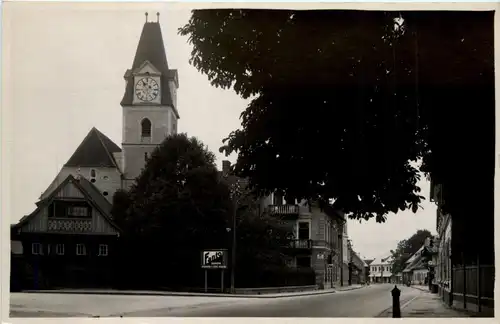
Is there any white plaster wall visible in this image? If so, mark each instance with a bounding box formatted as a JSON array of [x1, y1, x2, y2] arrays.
[[40, 166, 121, 203]]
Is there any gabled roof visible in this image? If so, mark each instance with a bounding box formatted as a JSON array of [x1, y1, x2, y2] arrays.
[[77, 176, 113, 217], [403, 257, 428, 272], [121, 21, 180, 118], [64, 127, 122, 169], [14, 174, 120, 233], [364, 259, 375, 266], [405, 245, 425, 265], [371, 255, 392, 266]]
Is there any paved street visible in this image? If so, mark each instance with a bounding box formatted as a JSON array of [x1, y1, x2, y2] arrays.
[[10, 293, 250, 317], [158, 284, 421, 317], [11, 284, 422, 317]]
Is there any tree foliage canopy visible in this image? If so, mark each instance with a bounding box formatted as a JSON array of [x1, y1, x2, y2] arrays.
[[389, 229, 432, 274], [179, 10, 494, 222], [114, 133, 231, 246], [111, 133, 293, 285]]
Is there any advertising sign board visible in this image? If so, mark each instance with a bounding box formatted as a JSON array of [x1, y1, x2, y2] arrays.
[[201, 249, 228, 269]]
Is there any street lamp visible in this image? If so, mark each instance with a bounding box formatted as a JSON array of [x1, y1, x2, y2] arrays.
[[224, 174, 246, 294]]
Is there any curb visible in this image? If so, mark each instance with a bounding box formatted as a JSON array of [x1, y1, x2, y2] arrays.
[[10, 308, 91, 318], [336, 286, 365, 292], [20, 289, 338, 299], [410, 286, 430, 293]]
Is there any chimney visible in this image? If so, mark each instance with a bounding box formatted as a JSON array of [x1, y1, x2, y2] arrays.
[[222, 160, 231, 176]]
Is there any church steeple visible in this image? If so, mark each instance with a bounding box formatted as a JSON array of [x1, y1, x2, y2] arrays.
[[120, 17, 179, 117], [121, 16, 180, 189]]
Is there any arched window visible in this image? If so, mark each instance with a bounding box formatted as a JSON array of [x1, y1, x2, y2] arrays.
[[90, 169, 96, 178], [141, 118, 152, 138]]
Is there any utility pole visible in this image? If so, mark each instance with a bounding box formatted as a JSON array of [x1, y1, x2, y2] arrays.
[[225, 172, 244, 294], [230, 196, 237, 293], [339, 224, 344, 287]]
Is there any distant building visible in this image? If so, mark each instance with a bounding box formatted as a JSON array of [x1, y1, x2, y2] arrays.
[[402, 244, 429, 285], [348, 247, 367, 285], [363, 259, 374, 283], [368, 256, 392, 283]]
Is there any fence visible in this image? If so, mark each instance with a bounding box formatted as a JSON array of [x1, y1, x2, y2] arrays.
[[452, 264, 494, 312]]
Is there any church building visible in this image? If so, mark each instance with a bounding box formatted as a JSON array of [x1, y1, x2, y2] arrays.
[[11, 15, 179, 288]]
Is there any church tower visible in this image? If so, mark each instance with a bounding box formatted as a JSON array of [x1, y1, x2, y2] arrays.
[[121, 13, 180, 188]]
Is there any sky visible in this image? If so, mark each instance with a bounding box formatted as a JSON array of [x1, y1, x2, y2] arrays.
[[3, 2, 437, 260]]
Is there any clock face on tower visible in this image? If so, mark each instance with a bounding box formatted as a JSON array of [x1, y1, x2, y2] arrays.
[[135, 77, 159, 102]]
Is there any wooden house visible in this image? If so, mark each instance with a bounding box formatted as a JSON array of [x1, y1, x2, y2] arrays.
[[11, 175, 121, 289]]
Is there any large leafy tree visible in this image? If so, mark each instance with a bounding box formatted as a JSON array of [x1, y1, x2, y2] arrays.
[[111, 134, 232, 288], [111, 133, 294, 287], [179, 10, 494, 224], [390, 229, 432, 274], [224, 176, 291, 271]]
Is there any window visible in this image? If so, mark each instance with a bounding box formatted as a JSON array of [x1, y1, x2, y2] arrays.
[[90, 169, 96, 178], [76, 244, 86, 256], [141, 118, 152, 138], [298, 221, 310, 240], [273, 193, 283, 205], [144, 152, 148, 162], [49, 201, 91, 218], [98, 244, 108, 256], [32, 243, 42, 255], [103, 191, 108, 196], [56, 244, 64, 255], [102, 175, 109, 180], [296, 256, 311, 268], [172, 119, 177, 134], [67, 206, 89, 217]]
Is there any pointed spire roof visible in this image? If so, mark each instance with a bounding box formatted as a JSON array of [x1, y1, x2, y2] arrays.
[[132, 21, 170, 76], [64, 127, 122, 168], [121, 20, 179, 117]]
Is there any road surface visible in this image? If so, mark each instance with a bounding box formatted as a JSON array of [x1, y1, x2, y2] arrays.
[[10, 284, 422, 318], [138, 284, 421, 317], [10, 293, 250, 317]]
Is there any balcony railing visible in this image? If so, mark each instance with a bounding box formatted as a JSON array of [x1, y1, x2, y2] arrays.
[[47, 219, 92, 232], [268, 204, 300, 215], [287, 239, 313, 249]]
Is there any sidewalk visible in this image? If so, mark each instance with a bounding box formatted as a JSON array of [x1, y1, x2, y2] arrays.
[[383, 290, 470, 317]]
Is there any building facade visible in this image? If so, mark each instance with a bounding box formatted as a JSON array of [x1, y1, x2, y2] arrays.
[[249, 174, 347, 288], [435, 209, 452, 305], [431, 182, 494, 316], [221, 160, 348, 288], [363, 259, 374, 283], [262, 194, 347, 288], [368, 256, 392, 283], [348, 247, 366, 285]]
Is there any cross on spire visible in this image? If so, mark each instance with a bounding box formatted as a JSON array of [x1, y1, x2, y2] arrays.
[[145, 12, 148, 22], [157, 12, 160, 22]]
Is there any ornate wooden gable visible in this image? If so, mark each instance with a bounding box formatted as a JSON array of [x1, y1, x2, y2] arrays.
[[15, 175, 120, 236]]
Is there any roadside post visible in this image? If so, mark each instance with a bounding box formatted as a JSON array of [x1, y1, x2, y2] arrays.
[[392, 285, 401, 318]]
